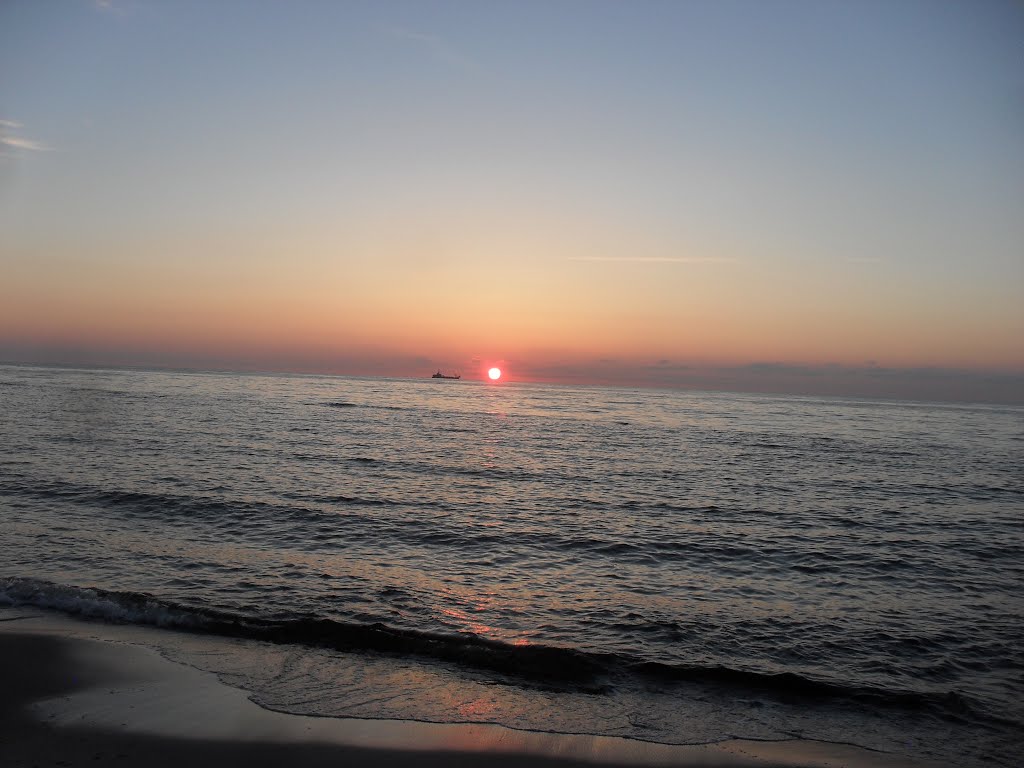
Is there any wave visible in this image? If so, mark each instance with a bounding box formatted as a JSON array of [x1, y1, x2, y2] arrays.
[[0, 576, 1001, 726], [0, 478, 404, 524], [0, 576, 213, 629], [0, 577, 606, 688], [626, 660, 985, 722], [322, 401, 409, 412], [0, 477, 957, 573]]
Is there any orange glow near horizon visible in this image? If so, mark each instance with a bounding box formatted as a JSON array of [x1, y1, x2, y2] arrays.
[[488, 367, 502, 381], [3, 249, 1021, 375]]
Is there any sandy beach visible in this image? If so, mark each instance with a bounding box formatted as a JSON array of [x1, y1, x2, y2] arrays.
[[0, 611, 939, 768]]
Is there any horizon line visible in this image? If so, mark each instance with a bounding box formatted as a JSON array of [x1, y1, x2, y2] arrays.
[[2, 358, 1021, 409]]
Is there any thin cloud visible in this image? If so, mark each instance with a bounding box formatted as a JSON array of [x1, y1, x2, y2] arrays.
[[741, 361, 825, 377], [1, 119, 52, 152], [93, 0, 135, 18], [847, 256, 885, 264], [0, 136, 52, 152], [568, 256, 738, 264], [386, 27, 473, 68]]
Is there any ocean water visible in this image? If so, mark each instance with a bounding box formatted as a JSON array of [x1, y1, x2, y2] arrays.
[[1, 364, 1021, 766]]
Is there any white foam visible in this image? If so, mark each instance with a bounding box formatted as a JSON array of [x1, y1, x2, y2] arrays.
[[0, 577, 207, 629]]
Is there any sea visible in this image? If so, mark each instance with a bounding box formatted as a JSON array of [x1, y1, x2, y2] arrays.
[[1, 364, 1021, 766]]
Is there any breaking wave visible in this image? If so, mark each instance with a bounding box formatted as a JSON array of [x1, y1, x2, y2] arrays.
[[0, 576, 1000, 726]]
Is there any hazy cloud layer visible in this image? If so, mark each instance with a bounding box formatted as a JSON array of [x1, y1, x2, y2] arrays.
[[514, 358, 1024, 405], [1, 340, 1020, 405]]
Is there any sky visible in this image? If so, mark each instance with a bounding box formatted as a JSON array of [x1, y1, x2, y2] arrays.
[[1, 0, 1022, 402]]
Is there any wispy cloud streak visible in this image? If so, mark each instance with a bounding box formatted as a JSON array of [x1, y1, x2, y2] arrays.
[[386, 27, 472, 68], [1, 119, 52, 152], [568, 256, 738, 264], [1, 136, 52, 152]]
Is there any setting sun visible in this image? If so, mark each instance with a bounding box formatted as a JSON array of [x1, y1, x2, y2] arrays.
[[488, 367, 502, 381]]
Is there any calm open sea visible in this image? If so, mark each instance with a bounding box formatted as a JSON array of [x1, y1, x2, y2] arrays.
[[1, 364, 1021, 766]]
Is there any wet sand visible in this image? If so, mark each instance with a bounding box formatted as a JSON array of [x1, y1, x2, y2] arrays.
[[0, 613, 935, 768]]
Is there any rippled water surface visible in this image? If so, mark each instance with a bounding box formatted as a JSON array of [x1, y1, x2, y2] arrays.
[[1, 365, 1021, 766]]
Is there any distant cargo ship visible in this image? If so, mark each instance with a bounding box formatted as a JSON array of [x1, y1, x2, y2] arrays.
[[431, 370, 461, 379]]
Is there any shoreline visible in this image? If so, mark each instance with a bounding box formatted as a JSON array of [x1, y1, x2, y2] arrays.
[[0, 610, 939, 768]]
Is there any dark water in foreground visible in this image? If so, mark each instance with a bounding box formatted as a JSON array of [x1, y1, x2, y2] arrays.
[[1, 364, 1021, 766]]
